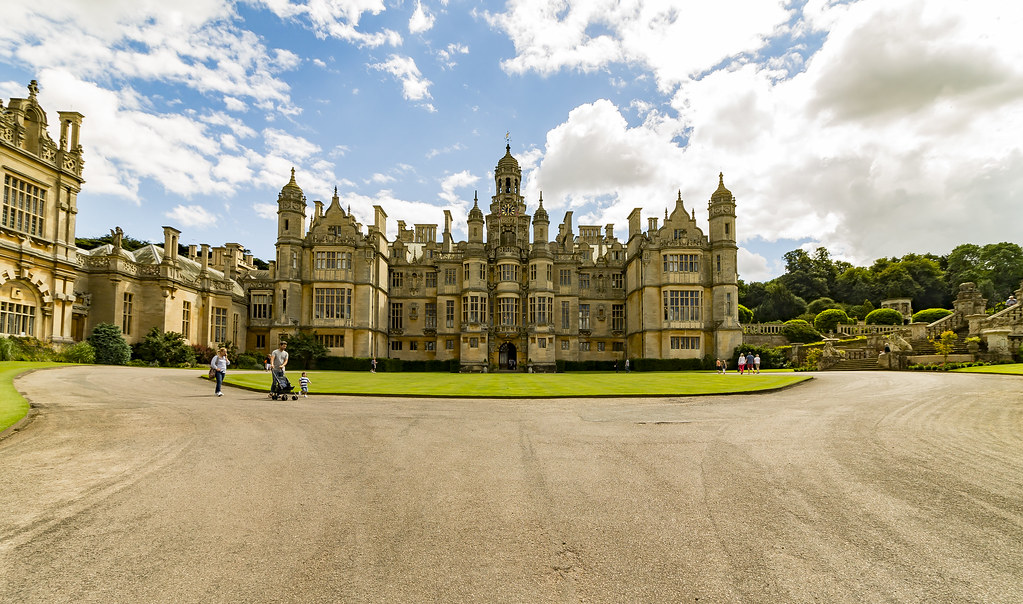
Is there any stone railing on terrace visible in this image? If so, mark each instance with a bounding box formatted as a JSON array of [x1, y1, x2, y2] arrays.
[[742, 323, 783, 335], [925, 310, 966, 340], [836, 323, 899, 336]]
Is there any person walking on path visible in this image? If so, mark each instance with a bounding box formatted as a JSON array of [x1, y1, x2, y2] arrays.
[[715, 359, 722, 374], [299, 372, 310, 398], [371, 358, 377, 373], [210, 347, 230, 397], [737, 353, 746, 375], [746, 352, 755, 375], [754, 354, 761, 374], [271, 341, 289, 374], [625, 359, 630, 373]]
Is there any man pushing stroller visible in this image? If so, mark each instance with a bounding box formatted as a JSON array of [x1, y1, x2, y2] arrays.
[[268, 341, 297, 400]]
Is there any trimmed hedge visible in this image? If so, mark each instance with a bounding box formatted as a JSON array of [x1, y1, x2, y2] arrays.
[[865, 308, 904, 325], [911, 308, 953, 324]]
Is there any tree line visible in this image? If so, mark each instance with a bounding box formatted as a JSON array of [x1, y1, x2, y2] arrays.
[[740, 242, 1023, 323]]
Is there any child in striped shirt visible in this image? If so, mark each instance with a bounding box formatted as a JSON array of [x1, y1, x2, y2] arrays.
[[299, 372, 310, 398]]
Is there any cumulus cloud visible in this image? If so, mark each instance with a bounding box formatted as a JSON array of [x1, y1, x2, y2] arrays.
[[257, 0, 401, 47], [483, 0, 791, 91], [409, 1, 435, 34], [438, 170, 480, 205], [437, 43, 469, 69]]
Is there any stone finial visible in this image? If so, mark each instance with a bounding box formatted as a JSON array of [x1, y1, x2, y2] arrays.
[[28, 80, 39, 98]]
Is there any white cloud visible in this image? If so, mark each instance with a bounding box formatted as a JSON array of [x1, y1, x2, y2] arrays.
[[263, 128, 321, 161], [737, 247, 773, 283], [437, 43, 469, 69], [409, 1, 435, 34], [223, 96, 247, 112], [165, 204, 217, 228], [257, 0, 401, 47], [663, 0, 1023, 265], [483, 0, 791, 91], [369, 54, 434, 104], [253, 202, 278, 220], [438, 170, 480, 204]]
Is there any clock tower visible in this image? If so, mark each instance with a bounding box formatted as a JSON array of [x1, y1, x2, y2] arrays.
[[488, 144, 529, 248]]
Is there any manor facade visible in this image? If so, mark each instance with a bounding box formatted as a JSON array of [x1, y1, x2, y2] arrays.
[[1, 82, 742, 369]]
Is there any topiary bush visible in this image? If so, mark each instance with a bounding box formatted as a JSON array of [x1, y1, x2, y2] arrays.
[[781, 319, 822, 344], [911, 308, 953, 324], [88, 323, 131, 365], [813, 308, 851, 334], [865, 308, 905, 325]]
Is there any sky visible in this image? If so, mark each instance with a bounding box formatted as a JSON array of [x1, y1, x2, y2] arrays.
[[2, 0, 1022, 281]]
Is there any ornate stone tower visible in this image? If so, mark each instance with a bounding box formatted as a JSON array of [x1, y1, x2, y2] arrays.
[[489, 145, 528, 248], [275, 168, 306, 324], [708, 173, 742, 357]]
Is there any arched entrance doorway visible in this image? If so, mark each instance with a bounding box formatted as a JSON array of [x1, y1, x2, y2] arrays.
[[498, 342, 517, 370]]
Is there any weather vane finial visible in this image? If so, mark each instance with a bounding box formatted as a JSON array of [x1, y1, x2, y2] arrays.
[[505, 131, 510, 144]]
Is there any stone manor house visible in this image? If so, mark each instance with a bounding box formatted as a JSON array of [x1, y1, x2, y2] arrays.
[[1, 82, 743, 370]]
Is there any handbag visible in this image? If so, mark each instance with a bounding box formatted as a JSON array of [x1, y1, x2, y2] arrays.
[[209, 368, 216, 379]]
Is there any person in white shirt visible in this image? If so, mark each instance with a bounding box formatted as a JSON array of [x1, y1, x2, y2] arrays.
[[271, 341, 289, 373]]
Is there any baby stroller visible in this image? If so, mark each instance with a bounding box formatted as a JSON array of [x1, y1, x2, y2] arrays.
[[269, 368, 298, 400]]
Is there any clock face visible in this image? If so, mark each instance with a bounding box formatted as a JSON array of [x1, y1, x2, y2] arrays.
[[502, 202, 516, 215]]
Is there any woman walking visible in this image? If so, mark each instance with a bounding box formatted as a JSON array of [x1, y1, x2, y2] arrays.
[[210, 347, 230, 397]]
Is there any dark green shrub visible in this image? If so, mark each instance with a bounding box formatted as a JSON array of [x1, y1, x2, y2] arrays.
[[134, 328, 196, 366], [731, 345, 787, 369], [192, 344, 216, 366], [738, 304, 754, 324], [865, 308, 905, 325], [0, 336, 15, 361], [11, 337, 55, 361], [88, 323, 131, 365], [235, 352, 263, 370], [813, 308, 850, 334], [56, 341, 95, 364], [781, 319, 822, 344], [911, 308, 953, 324]]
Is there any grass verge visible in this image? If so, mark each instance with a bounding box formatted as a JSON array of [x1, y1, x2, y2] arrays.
[[226, 370, 811, 398], [0, 361, 67, 433], [951, 363, 1023, 375]]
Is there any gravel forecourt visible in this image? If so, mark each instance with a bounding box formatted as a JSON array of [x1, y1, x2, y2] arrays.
[[1, 366, 1021, 603]]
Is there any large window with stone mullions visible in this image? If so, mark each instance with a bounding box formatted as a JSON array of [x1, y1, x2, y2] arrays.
[[2, 175, 47, 237], [663, 290, 701, 322], [0, 301, 35, 336], [314, 287, 352, 320]]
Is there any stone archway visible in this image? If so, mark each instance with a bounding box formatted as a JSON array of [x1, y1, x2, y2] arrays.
[[498, 342, 517, 370]]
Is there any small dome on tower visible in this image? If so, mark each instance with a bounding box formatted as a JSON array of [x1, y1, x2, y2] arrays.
[[468, 192, 484, 221], [533, 193, 549, 222], [711, 172, 732, 203], [278, 167, 305, 203], [496, 144, 519, 172]]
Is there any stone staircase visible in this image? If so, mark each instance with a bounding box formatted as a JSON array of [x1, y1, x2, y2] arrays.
[[825, 356, 883, 371]]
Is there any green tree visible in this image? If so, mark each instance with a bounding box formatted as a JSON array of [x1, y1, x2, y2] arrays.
[[737, 304, 754, 324], [739, 280, 768, 310], [865, 308, 904, 325], [88, 323, 131, 365], [874, 263, 921, 300], [929, 330, 958, 367], [281, 330, 328, 370], [946, 242, 1023, 305], [834, 266, 878, 307], [754, 282, 808, 322], [806, 297, 840, 315], [813, 308, 850, 334], [778, 248, 832, 302]]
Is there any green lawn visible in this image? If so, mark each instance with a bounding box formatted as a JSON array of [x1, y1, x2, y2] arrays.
[[227, 370, 811, 398], [0, 361, 68, 433], [952, 363, 1023, 375]]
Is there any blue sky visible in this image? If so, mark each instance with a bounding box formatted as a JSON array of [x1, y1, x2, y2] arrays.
[[2, 0, 1021, 280]]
